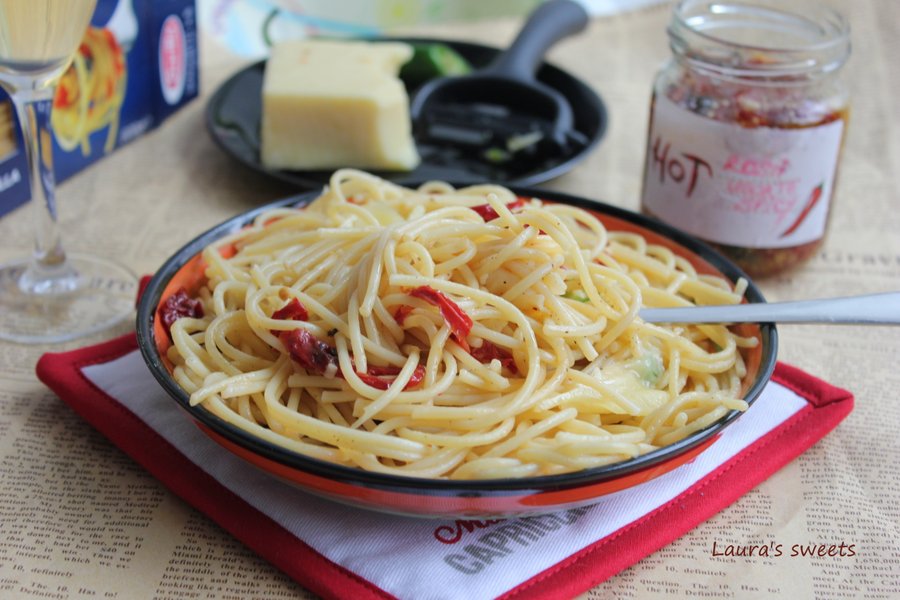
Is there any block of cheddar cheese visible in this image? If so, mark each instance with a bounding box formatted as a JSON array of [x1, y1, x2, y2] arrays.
[[260, 39, 420, 172]]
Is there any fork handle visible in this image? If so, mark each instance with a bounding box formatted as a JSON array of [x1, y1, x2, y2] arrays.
[[639, 292, 900, 325]]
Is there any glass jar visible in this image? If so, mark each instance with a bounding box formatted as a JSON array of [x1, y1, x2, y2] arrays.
[[640, 0, 850, 277]]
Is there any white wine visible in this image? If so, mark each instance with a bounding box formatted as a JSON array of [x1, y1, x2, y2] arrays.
[[0, 0, 97, 78]]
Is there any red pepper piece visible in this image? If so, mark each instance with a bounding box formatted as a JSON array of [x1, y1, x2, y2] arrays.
[[159, 288, 204, 338], [780, 183, 824, 238], [470, 198, 526, 222], [356, 364, 426, 390], [281, 327, 426, 390], [272, 298, 309, 322], [393, 304, 414, 325], [281, 328, 339, 376], [409, 286, 473, 352], [470, 341, 518, 374]]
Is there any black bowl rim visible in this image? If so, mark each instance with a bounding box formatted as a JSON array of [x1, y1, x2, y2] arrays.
[[204, 36, 608, 190], [136, 186, 777, 497]]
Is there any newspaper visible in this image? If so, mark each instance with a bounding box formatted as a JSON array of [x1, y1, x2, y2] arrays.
[[1, 1, 898, 598]]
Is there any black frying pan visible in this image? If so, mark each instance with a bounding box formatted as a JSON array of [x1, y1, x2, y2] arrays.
[[205, 37, 607, 189]]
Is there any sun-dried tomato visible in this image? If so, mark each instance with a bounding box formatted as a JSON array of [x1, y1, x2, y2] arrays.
[[470, 341, 518, 374], [281, 328, 339, 376], [272, 298, 309, 322], [159, 288, 204, 337], [356, 364, 426, 390]]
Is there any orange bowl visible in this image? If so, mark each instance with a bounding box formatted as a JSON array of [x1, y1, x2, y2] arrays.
[[136, 187, 777, 518]]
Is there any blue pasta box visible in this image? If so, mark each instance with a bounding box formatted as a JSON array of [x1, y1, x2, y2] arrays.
[[0, 0, 199, 218]]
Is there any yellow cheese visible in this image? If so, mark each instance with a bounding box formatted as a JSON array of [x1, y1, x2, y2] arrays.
[[261, 39, 420, 171]]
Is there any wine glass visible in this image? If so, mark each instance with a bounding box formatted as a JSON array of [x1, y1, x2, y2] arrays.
[[0, 0, 137, 344]]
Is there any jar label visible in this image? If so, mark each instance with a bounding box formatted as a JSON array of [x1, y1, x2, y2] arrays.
[[642, 93, 844, 249]]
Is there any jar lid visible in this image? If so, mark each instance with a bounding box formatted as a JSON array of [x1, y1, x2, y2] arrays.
[[669, 0, 850, 78]]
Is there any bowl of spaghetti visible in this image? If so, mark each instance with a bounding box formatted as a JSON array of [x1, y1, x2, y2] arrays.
[[136, 170, 776, 517]]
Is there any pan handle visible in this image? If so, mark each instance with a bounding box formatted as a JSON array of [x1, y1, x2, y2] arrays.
[[484, 0, 589, 81]]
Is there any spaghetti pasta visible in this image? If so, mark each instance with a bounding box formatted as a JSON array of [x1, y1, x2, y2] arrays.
[[164, 169, 758, 480]]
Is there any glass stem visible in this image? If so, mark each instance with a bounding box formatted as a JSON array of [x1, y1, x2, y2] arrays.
[[11, 89, 79, 294]]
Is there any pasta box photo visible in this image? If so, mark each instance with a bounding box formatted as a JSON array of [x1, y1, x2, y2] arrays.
[[0, 0, 199, 219]]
